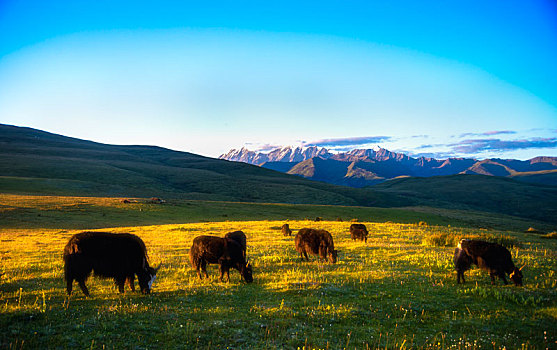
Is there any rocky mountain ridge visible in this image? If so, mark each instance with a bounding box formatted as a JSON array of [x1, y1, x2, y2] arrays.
[[220, 146, 557, 187]]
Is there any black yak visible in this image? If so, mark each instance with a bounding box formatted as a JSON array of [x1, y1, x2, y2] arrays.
[[349, 223, 368, 242], [63, 231, 159, 296], [224, 230, 247, 258], [454, 239, 523, 286], [281, 224, 292, 236], [189, 235, 253, 283], [295, 228, 337, 263]]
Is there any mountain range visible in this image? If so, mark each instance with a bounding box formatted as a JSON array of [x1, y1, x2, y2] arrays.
[[220, 146, 557, 187]]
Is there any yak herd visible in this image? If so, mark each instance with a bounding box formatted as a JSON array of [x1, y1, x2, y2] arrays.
[[63, 223, 524, 296]]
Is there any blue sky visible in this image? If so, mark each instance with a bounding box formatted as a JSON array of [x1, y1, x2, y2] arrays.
[[0, 0, 556, 159]]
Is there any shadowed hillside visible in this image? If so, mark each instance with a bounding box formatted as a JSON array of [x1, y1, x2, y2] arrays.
[[373, 175, 557, 224], [0, 124, 403, 207]]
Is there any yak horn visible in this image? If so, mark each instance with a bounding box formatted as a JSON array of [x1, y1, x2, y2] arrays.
[[155, 263, 162, 272], [519, 264, 526, 271]]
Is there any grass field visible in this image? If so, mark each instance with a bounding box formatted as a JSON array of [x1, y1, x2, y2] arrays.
[[1, 195, 556, 349]]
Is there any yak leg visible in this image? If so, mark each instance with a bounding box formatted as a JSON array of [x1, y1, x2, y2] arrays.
[[127, 275, 135, 292], [223, 265, 230, 282], [194, 259, 203, 279], [456, 270, 465, 284], [66, 281, 73, 295], [66, 277, 74, 295], [499, 273, 508, 285], [77, 279, 90, 297], [219, 264, 228, 282], [219, 264, 225, 282], [200, 260, 209, 279], [219, 261, 231, 282], [489, 272, 497, 285], [116, 277, 126, 293]]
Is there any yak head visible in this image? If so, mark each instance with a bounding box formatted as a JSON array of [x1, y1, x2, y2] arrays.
[[240, 259, 254, 283], [510, 266, 524, 286], [138, 264, 161, 294]]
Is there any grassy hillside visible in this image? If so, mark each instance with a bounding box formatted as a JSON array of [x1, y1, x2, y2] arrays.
[[510, 169, 557, 186], [374, 175, 557, 225], [2, 194, 553, 232], [1, 217, 555, 349], [0, 124, 403, 207]]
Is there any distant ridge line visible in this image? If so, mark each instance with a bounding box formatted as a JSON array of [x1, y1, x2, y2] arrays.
[[219, 146, 557, 187]]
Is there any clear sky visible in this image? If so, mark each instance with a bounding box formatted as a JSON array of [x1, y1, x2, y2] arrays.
[[1, 0, 556, 160]]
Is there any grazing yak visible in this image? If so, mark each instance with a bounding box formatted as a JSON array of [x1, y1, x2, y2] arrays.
[[295, 228, 338, 263], [454, 239, 523, 286], [63, 231, 159, 296], [224, 230, 247, 258], [349, 223, 368, 242], [281, 224, 292, 236], [189, 235, 253, 283]]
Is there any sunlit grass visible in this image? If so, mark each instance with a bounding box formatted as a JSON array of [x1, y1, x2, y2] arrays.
[[1, 218, 556, 349]]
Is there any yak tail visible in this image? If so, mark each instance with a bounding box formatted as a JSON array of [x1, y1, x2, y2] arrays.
[[189, 249, 199, 269]]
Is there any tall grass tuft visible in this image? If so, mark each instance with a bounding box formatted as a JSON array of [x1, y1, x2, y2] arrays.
[[423, 230, 520, 248]]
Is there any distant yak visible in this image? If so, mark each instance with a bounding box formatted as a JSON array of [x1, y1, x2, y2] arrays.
[[454, 239, 523, 286], [189, 235, 253, 283], [349, 223, 368, 242], [281, 224, 292, 236], [63, 231, 159, 296], [295, 228, 337, 263]]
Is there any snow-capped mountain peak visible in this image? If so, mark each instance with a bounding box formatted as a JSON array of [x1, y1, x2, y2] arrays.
[[219, 145, 333, 165]]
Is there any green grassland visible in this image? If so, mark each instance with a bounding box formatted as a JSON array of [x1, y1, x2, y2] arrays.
[[1, 195, 556, 349], [0, 194, 552, 232]]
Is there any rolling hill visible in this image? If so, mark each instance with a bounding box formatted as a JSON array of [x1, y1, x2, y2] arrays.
[[0, 124, 402, 207], [1, 124, 556, 226], [373, 175, 557, 224]]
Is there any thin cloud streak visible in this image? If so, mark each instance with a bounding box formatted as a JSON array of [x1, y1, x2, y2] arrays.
[[247, 143, 282, 152], [304, 136, 391, 148], [459, 130, 517, 138], [451, 137, 557, 154]]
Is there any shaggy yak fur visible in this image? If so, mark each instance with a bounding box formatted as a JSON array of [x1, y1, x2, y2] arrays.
[[454, 239, 523, 286], [224, 230, 247, 258], [281, 224, 292, 236], [295, 228, 338, 264], [189, 235, 253, 283], [63, 231, 159, 296], [349, 223, 369, 242]]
